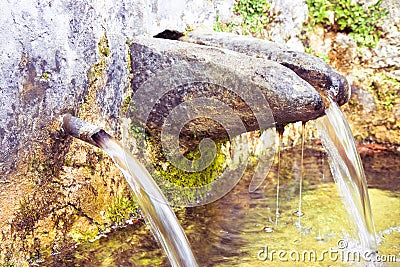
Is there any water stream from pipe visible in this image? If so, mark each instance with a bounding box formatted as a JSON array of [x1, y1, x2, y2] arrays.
[[91, 130, 198, 267], [316, 97, 377, 252]]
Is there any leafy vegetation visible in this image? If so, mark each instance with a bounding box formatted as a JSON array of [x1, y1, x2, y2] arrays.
[[214, 0, 274, 37], [306, 0, 388, 47]]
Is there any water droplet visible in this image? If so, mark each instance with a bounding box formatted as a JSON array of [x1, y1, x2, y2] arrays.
[[264, 227, 274, 233], [292, 210, 304, 217], [315, 236, 324, 241]]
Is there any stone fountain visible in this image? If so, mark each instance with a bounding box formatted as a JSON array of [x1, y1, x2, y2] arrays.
[[0, 1, 353, 266]]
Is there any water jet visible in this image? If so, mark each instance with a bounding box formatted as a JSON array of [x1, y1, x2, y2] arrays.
[[62, 114, 198, 267]]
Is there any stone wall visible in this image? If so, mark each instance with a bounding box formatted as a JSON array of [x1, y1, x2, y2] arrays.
[[0, 0, 234, 179], [304, 0, 400, 147]]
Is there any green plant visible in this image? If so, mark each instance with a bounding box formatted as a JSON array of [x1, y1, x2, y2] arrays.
[[382, 95, 395, 110], [306, 0, 388, 47], [317, 53, 330, 64], [107, 196, 139, 226], [98, 34, 110, 57], [214, 0, 274, 37], [121, 95, 132, 114], [40, 72, 51, 82], [307, 0, 332, 26]]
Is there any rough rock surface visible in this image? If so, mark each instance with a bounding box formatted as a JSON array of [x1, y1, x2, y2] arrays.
[[268, 0, 308, 51], [128, 36, 328, 140], [180, 30, 350, 106], [0, 0, 229, 180]]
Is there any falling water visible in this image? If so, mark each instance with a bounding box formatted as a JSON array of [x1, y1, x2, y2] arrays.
[[294, 122, 306, 228], [275, 126, 284, 226], [92, 131, 197, 267], [316, 97, 377, 251], [62, 115, 197, 267]]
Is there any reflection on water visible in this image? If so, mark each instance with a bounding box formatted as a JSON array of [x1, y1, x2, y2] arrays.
[[72, 147, 400, 267]]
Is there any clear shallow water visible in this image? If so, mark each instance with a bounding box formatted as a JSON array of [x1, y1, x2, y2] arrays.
[[72, 146, 400, 266]]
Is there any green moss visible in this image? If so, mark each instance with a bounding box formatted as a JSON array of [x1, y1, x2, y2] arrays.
[[82, 33, 110, 113], [107, 196, 139, 226], [146, 138, 228, 189], [1, 262, 15, 267], [85, 33, 109, 94], [306, 0, 388, 47], [69, 226, 99, 243], [128, 120, 146, 140], [87, 60, 107, 87], [121, 41, 136, 117], [89, 33, 110, 88], [121, 95, 132, 114], [214, 0, 275, 37], [125, 118, 230, 203], [40, 72, 51, 82]]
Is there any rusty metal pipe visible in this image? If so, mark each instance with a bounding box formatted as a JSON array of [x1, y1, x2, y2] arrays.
[[61, 113, 103, 148]]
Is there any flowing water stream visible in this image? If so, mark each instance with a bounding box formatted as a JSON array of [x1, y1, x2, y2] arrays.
[[295, 122, 306, 228], [274, 129, 283, 226], [90, 130, 198, 267], [316, 97, 377, 252]]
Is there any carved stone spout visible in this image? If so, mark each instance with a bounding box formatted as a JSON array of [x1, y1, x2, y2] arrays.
[[128, 34, 350, 146], [179, 30, 350, 106]]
